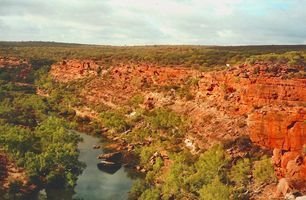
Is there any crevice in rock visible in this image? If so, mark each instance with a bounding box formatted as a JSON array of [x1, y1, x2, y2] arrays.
[[287, 121, 297, 130]]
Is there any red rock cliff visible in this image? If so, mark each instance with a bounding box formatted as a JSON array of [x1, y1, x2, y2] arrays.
[[198, 63, 305, 185], [51, 60, 306, 186]]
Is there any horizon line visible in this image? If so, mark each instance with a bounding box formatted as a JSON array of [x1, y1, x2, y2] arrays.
[[1, 40, 306, 47]]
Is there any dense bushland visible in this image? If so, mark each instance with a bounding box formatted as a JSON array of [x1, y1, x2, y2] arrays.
[[0, 64, 85, 199]]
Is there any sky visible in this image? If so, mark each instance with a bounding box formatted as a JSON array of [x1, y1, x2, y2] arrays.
[[0, 0, 305, 45]]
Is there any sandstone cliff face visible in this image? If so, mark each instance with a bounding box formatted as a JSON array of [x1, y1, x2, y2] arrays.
[[197, 64, 305, 150], [197, 63, 305, 184], [249, 109, 305, 151], [51, 60, 306, 185]]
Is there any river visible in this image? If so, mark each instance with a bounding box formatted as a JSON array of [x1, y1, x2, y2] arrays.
[[73, 133, 134, 200], [35, 132, 134, 200]]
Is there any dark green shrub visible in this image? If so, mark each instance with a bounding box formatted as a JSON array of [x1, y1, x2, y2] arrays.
[[125, 127, 151, 143], [229, 158, 251, 186], [147, 108, 183, 131], [252, 156, 276, 185], [187, 145, 229, 191], [162, 152, 194, 199], [199, 177, 231, 200], [129, 94, 145, 107], [138, 146, 156, 167], [139, 188, 161, 200], [129, 180, 147, 200], [99, 110, 129, 132]]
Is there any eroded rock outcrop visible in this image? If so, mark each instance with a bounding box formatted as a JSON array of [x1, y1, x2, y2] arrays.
[[197, 63, 306, 190], [0, 57, 28, 68], [51, 60, 305, 189], [0, 57, 31, 80], [50, 59, 102, 82]]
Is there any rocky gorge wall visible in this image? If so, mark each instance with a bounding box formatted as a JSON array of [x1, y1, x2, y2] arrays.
[[51, 60, 306, 188], [197, 63, 306, 187]]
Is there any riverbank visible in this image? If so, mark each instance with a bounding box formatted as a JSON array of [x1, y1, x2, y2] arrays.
[[73, 132, 135, 200], [0, 151, 38, 199]]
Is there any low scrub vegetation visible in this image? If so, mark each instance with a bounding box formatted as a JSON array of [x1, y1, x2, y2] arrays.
[[99, 110, 129, 132], [253, 156, 276, 185], [1, 42, 305, 70], [146, 108, 183, 131], [129, 94, 145, 108], [0, 64, 85, 198], [129, 142, 276, 200]]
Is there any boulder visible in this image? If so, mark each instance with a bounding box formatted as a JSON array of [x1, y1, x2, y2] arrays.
[[93, 145, 100, 149], [97, 161, 121, 174], [97, 152, 122, 163]]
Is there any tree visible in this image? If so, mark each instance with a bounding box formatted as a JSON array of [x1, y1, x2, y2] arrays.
[[253, 156, 276, 185], [187, 145, 229, 192], [139, 188, 160, 200], [229, 158, 251, 186], [199, 177, 231, 200]]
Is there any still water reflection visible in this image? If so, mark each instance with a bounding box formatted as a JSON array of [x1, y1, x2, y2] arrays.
[[73, 133, 133, 200], [35, 133, 134, 200]]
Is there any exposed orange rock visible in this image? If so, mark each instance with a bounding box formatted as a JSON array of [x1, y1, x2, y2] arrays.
[[0, 57, 28, 68], [51, 60, 306, 189], [51, 60, 199, 104], [0, 152, 32, 192], [196, 63, 305, 187], [0, 57, 31, 80], [50, 59, 101, 82], [249, 109, 305, 151]]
